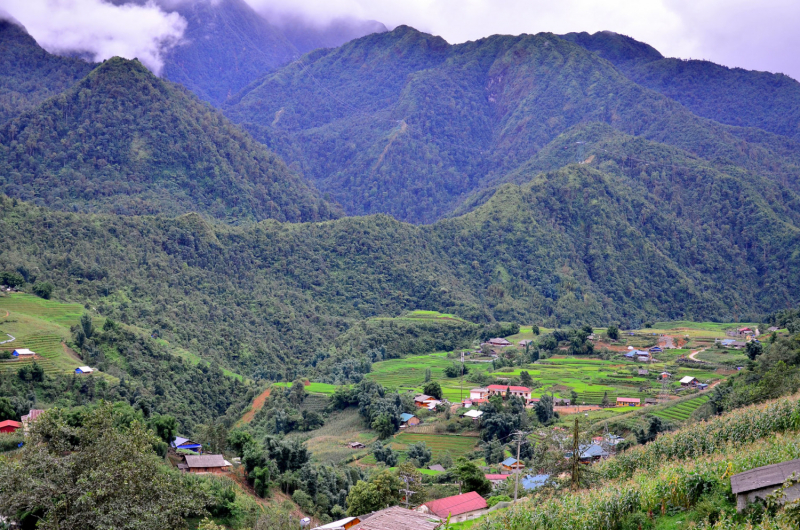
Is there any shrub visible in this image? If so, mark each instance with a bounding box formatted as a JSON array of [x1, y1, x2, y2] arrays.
[[32, 281, 54, 299], [487, 495, 511, 507]]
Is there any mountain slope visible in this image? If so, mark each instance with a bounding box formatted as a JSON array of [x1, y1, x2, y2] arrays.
[[275, 16, 387, 55], [0, 57, 337, 223], [1, 126, 799, 376], [226, 26, 800, 223], [0, 19, 95, 124], [160, 0, 300, 105], [562, 31, 800, 140]]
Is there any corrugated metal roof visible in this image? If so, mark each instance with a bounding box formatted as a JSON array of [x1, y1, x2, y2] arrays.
[[501, 457, 520, 466], [731, 459, 800, 494], [420, 491, 487, 518], [353, 506, 441, 530], [185, 454, 227, 468], [313, 516, 359, 529]]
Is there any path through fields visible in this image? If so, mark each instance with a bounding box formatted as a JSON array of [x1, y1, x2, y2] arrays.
[[238, 387, 271, 425]]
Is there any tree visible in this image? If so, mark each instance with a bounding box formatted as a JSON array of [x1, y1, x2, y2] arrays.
[[253, 506, 298, 530], [532, 325, 540, 336], [80, 313, 94, 340], [149, 414, 177, 445], [483, 437, 505, 465], [397, 462, 426, 505], [406, 442, 432, 467], [372, 441, 398, 466], [289, 380, 307, 406], [570, 390, 579, 404], [0, 404, 206, 529], [0, 271, 25, 288], [422, 381, 443, 400], [424, 368, 432, 383], [32, 281, 54, 299], [345, 470, 400, 516], [607, 326, 619, 340], [372, 413, 395, 440], [601, 391, 610, 408], [454, 458, 492, 496], [746, 341, 764, 361], [227, 430, 255, 456], [0, 397, 16, 421], [197, 421, 229, 454], [520, 371, 533, 387], [635, 415, 666, 445], [535, 394, 556, 424]]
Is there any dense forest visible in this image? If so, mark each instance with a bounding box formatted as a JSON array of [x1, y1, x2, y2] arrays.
[[0, 57, 338, 223], [225, 26, 800, 223]]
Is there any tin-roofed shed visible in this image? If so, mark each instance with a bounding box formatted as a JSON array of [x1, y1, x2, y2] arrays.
[[731, 459, 800, 511]]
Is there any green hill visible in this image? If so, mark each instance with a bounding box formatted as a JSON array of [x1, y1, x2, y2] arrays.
[[225, 26, 800, 223], [562, 30, 800, 141], [0, 20, 95, 124], [0, 57, 338, 223]]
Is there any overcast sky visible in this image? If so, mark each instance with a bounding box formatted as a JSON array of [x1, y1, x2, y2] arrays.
[[1, 0, 798, 81]]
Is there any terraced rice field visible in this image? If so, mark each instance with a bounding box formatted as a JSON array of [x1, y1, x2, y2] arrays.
[[0, 294, 82, 325], [652, 395, 710, 422], [0, 333, 75, 375], [272, 382, 340, 395], [391, 433, 478, 459]]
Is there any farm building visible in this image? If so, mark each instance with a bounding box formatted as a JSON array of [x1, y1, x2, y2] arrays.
[[645, 398, 658, 406], [75, 366, 94, 374], [737, 327, 753, 334], [414, 394, 440, 408], [487, 338, 512, 347], [21, 409, 44, 432], [352, 507, 441, 530], [522, 474, 550, 491], [182, 454, 230, 474], [487, 384, 532, 403], [428, 465, 446, 472], [731, 459, 800, 512], [470, 388, 488, 399], [348, 442, 365, 449], [616, 397, 641, 407], [485, 473, 511, 486], [416, 491, 488, 523], [171, 436, 203, 452], [680, 376, 699, 387], [518, 340, 533, 347], [312, 516, 361, 530], [553, 398, 571, 406], [12, 349, 34, 357], [501, 457, 524, 472], [400, 413, 420, 427], [768, 327, 779, 332], [638, 368, 649, 376], [660, 371, 672, 379], [461, 409, 483, 423], [0, 420, 22, 433], [649, 346, 663, 353]]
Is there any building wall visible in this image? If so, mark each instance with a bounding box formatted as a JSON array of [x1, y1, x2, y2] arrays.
[[737, 483, 800, 512]]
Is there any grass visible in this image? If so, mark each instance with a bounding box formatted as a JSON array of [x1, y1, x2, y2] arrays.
[[272, 382, 340, 395], [403, 310, 470, 322], [652, 394, 710, 422], [289, 408, 376, 464], [391, 433, 478, 460]]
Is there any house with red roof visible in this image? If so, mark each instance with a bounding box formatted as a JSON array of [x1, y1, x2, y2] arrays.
[[487, 384, 533, 403], [485, 473, 511, 488], [0, 420, 22, 434], [416, 491, 488, 523]]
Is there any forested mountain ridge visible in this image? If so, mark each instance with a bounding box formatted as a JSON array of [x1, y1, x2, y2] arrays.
[[0, 57, 339, 223], [1, 122, 799, 377], [562, 30, 800, 140], [0, 20, 95, 124], [225, 26, 800, 223]]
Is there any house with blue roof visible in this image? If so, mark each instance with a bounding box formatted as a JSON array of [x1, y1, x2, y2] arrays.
[[400, 413, 420, 428], [501, 457, 524, 472], [521, 474, 550, 491], [171, 436, 203, 453]]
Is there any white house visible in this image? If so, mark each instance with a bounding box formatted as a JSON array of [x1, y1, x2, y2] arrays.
[[470, 388, 488, 400], [75, 366, 94, 374], [12, 349, 35, 357]]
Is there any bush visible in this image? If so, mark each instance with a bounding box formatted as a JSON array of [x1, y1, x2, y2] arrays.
[[0, 433, 23, 452], [487, 495, 511, 507], [32, 281, 54, 299], [292, 489, 314, 513]]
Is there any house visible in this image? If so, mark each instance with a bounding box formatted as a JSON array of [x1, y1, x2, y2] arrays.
[[737, 327, 753, 334], [312, 516, 362, 530], [553, 398, 571, 406], [425, 400, 443, 411], [501, 457, 524, 472], [638, 368, 649, 376], [12, 349, 35, 357], [470, 388, 488, 400], [21, 409, 44, 432], [522, 474, 550, 491], [400, 413, 420, 427], [461, 409, 483, 423], [485, 473, 511, 486], [616, 397, 641, 407], [719, 339, 736, 347], [75, 366, 94, 374], [768, 327, 779, 332], [0, 420, 22, 434], [649, 346, 663, 353], [487, 384, 533, 403], [580, 444, 609, 462], [414, 394, 440, 408], [680, 376, 699, 387], [644, 398, 658, 406], [635, 351, 651, 362], [660, 371, 672, 380], [183, 454, 231, 474], [352, 506, 440, 530], [730, 459, 800, 512], [416, 491, 488, 523], [171, 436, 203, 453], [487, 338, 512, 347], [428, 464, 446, 472], [518, 340, 534, 347], [731, 341, 747, 349], [348, 442, 366, 449]]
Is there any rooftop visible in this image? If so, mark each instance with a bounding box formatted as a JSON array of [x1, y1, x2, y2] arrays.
[[420, 491, 487, 518], [501, 457, 521, 467], [487, 384, 531, 392], [313, 517, 360, 530], [731, 459, 800, 494], [353, 506, 441, 530], [185, 454, 228, 469]]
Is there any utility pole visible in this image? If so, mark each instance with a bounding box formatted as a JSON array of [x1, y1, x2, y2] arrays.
[[571, 417, 580, 491], [460, 350, 464, 404], [399, 475, 416, 509]]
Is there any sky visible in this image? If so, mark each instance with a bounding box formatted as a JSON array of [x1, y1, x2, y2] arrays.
[[1, 0, 798, 80]]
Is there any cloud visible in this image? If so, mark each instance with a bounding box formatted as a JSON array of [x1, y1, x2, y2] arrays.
[[0, 0, 186, 74]]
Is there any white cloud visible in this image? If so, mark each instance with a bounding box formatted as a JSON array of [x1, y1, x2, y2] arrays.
[[0, 0, 186, 74]]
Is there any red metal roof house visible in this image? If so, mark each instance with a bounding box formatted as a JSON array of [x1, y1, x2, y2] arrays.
[[416, 491, 488, 523], [0, 420, 22, 434]]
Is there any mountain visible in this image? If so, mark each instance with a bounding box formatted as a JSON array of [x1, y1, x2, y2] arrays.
[[225, 26, 800, 223], [0, 57, 337, 223], [160, 0, 299, 106], [0, 19, 95, 124], [561, 31, 800, 140], [2, 124, 799, 375], [273, 16, 388, 54]]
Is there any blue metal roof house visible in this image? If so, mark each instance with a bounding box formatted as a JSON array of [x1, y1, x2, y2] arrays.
[[400, 413, 415, 423], [521, 474, 550, 491], [171, 436, 203, 452]]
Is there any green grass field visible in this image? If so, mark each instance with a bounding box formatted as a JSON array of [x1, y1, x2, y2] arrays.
[[391, 433, 478, 459], [651, 395, 710, 422], [273, 381, 340, 395]]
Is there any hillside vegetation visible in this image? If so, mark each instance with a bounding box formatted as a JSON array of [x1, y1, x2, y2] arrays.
[[0, 57, 337, 223], [226, 26, 800, 223]]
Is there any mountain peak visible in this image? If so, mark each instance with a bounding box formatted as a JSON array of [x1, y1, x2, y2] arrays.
[[560, 30, 663, 64]]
